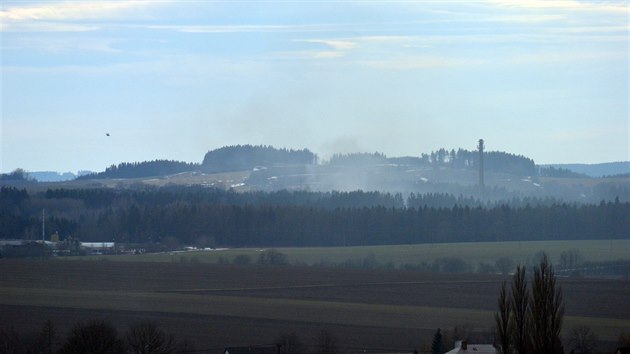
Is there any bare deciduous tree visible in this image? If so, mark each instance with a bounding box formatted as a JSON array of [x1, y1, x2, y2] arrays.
[[495, 281, 512, 354], [316, 329, 338, 354], [568, 326, 598, 354], [59, 320, 125, 354], [38, 320, 57, 354], [529, 254, 564, 354], [511, 265, 529, 354], [275, 332, 304, 354], [126, 321, 176, 354]]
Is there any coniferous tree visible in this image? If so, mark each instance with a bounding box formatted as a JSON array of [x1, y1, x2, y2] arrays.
[[431, 328, 444, 354]]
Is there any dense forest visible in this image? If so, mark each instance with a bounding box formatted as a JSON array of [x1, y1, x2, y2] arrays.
[[419, 148, 537, 176], [201, 145, 318, 173], [1, 186, 627, 248], [77, 160, 199, 180], [58, 145, 575, 181]]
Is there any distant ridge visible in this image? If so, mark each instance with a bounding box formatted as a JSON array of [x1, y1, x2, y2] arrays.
[[542, 162, 630, 178], [27, 171, 93, 182]]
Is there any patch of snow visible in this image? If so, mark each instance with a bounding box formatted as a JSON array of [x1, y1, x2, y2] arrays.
[[231, 183, 245, 188], [419, 177, 429, 183]]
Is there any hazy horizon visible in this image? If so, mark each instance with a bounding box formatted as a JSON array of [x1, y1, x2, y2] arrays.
[[7, 145, 630, 176], [2, 0, 628, 173]]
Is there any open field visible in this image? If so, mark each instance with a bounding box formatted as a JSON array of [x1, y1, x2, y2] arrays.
[[1, 260, 629, 352], [73, 239, 630, 267]]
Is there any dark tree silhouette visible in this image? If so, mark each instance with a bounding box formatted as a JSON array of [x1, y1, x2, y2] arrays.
[[275, 332, 304, 354], [258, 249, 289, 266], [126, 321, 176, 354], [568, 326, 598, 354], [494, 281, 512, 354], [511, 265, 529, 354], [59, 320, 125, 354], [38, 320, 57, 354], [431, 328, 444, 354], [529, 255, 564, 354], [0, 326, 23, 353], [316, 329, 338, 354]]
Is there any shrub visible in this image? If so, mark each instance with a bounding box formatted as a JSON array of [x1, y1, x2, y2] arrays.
[[59, 320, 124, 354], [233, 254, 252, 265], [258, 249, 288, 266]]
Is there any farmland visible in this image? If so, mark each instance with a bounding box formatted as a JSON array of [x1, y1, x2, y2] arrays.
[[1, 259, 629, 352], [75, 239, 630, 268]]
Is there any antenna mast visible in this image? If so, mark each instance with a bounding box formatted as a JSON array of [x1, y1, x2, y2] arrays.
[[478, 139, 485, 195], [42, 209, 45, 242]]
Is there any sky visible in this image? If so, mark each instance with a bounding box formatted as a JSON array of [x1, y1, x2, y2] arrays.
[[1, 0, 628, 173]]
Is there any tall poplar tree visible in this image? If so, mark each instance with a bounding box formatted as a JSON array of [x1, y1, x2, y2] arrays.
[[529, 255, 564, 354], [495, 281, 512, 354], [511, 265, 529, 354]]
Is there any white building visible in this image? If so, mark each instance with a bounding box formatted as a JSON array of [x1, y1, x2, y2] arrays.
[[445, 341, 497, 354], [80, 242, 116, 255]]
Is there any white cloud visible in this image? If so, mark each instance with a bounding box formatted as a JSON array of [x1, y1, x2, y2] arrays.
[[488, 0, 628, 13], [298, 39, 358, 50], [0, 1, 156, 21], [145, 23, 346, 34], [271, 50, 346, 60], [4, 37, 121, 53], [360, 56, 486, 70], [0, 0, 165, 32], [0, 22, 99, 32], [486, 14, 566, 23]]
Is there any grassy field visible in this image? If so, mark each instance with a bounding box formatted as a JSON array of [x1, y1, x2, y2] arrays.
[[1, 259, 629, 353], [74, 239, 630, 267]]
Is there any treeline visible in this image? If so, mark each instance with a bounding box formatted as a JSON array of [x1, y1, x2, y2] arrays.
[[420, 148, 537, 176], [201, 145, 317, 173], [81, 200, 627, 246], [326, 149, 538, 177], [1, 186, 628, 247], [328, 152, 388, 165], [74, 145, 546, 181], [538, 166, 588, 179], [77, 160, 199, 180], [0, 319, 189, 354], [0, 169, 35, 183]]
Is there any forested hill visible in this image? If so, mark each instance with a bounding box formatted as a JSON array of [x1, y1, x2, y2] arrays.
[[201, 145, 317, 173], [419, 148, 537, 176], [77, 160, 199, 180], [325, 149, 536, 176], [47, 144, 619, 182], [543, 162, 630, 178]]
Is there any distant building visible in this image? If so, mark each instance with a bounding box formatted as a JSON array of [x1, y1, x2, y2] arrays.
[[445, 341, 497, 354], [223, 346, 278, 354], [0, 240, 28, 247], [80, 242, 116, 255]]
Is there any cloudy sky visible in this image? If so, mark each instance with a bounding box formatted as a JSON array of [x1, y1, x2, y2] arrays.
[[1, 0, 628, 173]]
